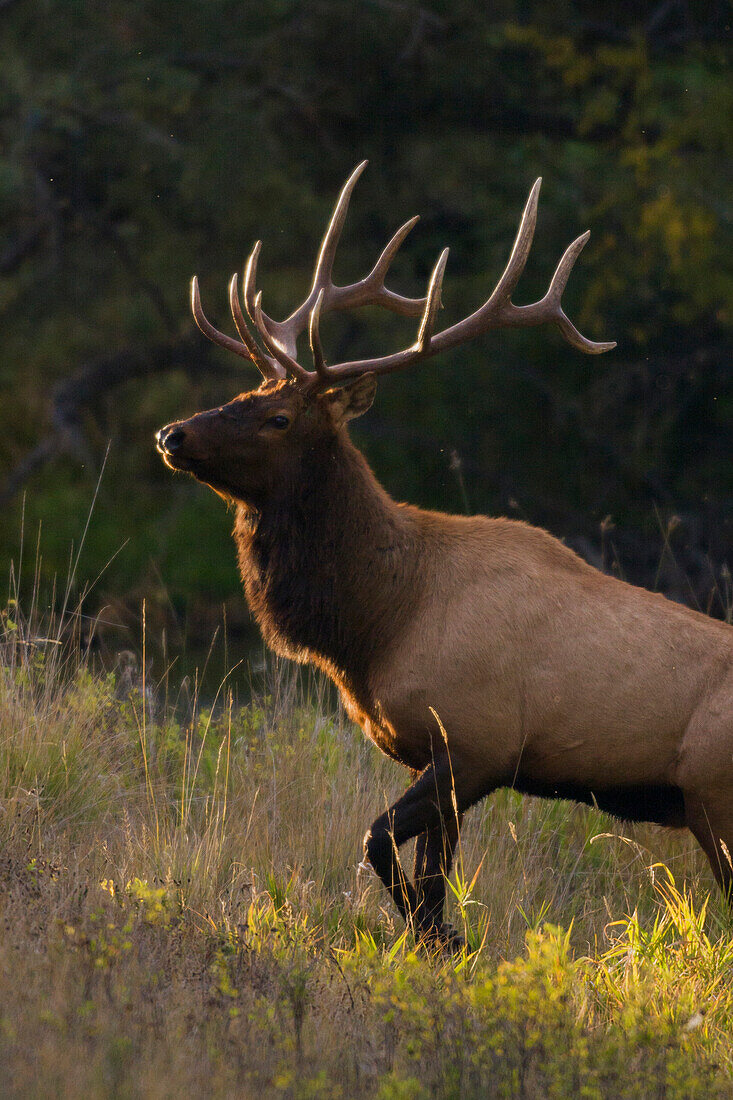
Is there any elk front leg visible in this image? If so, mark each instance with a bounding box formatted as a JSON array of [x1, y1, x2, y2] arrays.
[[413, 814, 462, 929], [412, 814, 465, 949], [363, 758, 466, 945], [408, 767, 459, 929]]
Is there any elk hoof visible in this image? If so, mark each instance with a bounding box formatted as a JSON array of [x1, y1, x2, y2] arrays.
[[418, 922, 465, 955]]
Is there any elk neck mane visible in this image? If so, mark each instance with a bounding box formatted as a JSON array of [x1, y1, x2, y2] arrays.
[[233, 426, 421, 695]]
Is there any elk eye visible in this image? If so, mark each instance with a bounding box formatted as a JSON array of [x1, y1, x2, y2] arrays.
[[266, 414, 290, 429]]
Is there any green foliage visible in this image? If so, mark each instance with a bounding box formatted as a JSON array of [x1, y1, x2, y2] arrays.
[[352, 915, 730, 1098], [2, 601, 733, 1095], [0, 1, 730, 629]]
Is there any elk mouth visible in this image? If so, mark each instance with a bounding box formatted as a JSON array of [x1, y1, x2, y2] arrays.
[[156, 435, 236, 498], [168, 457, 197, 473]]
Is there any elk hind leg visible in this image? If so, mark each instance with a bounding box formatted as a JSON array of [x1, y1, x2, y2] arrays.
[[684, 791, 733, 901]]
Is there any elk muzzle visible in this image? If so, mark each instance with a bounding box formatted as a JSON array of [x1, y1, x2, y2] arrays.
[[155, 420, 203, 472], [156, 408, 233, 478], [156, 425, 186, 453]]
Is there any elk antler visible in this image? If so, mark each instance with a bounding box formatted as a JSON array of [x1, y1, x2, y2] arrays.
[[191, 162, 615, 388]]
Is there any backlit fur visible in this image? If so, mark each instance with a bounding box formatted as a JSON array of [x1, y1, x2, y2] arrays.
[[158, 375, 733, 933]]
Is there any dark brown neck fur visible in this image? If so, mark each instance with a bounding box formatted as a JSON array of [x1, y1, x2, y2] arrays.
[[234, 430, 420, 701]]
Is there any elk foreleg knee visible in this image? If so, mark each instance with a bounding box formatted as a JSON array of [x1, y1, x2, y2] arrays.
[[362, 824, 394, 880], [363, 815, 419, 927]]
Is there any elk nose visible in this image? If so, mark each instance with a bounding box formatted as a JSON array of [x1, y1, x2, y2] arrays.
[[157, 426, 186, 453]]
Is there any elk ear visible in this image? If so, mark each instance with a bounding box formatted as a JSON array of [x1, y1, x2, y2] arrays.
[[321, 373, 377, 426]]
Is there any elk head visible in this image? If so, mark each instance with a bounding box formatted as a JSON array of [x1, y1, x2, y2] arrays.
[[156, 161, 615, 504]]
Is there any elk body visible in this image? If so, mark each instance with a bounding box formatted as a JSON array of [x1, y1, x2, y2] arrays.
[[157, 164, 733, 946]]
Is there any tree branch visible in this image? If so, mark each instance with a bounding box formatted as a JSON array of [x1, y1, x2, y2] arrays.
[[1, 338, 245, 505]]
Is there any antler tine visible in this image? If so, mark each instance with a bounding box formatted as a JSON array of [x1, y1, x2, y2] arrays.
[[554, 310, 616, 354], [487, 177, 542, 308], [243, 241, 270, 327], [252, 292, 311, 380], [241, 239, 308, 372], [308, 288, 330, 382], [191, 276, 260, 364], [243, 240, 295, 356], [371, 216, 420, 280], [360, 215, 428, 318], [539, 232, 616, 354], [544, 231, 590, 305], [228, 274, 284, 380], [416, 248, 449, 352], [311, 160, 368, 295]]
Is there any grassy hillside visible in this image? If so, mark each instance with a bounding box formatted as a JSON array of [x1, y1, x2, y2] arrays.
[[2, 592, 733, 1098]]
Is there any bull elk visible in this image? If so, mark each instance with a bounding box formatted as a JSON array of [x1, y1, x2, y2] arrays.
[[157, 163, 733, 947]]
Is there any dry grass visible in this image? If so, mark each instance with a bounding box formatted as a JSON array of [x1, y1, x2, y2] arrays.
[[2, 590, 733, 1098]]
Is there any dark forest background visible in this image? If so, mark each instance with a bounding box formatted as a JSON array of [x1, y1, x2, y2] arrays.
[[1, 0, 731, 669]]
